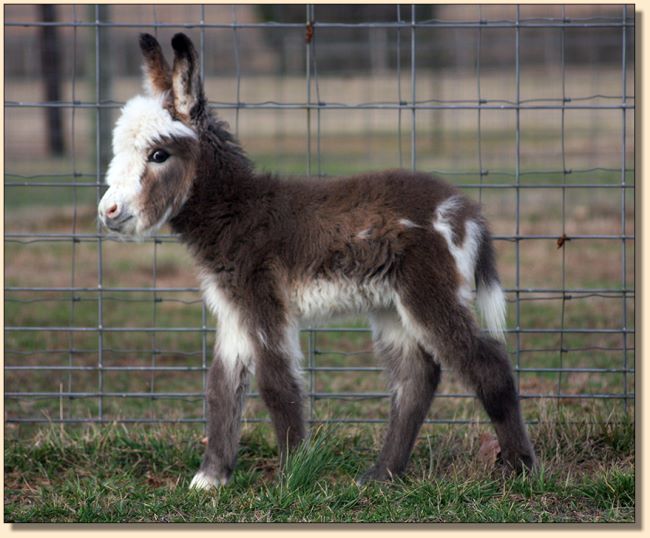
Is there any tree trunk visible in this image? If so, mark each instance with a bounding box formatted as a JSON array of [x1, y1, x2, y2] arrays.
[[39, 4, 64, 156]]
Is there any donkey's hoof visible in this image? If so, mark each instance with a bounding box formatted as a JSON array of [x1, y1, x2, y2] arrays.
[[189, 471, 222, 490], [495, 451, 537, 475], [356, 466, 394, 486]]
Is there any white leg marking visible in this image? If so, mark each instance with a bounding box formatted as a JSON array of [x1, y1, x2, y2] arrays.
[[371, 310, 426, 409], [281, 320, 304, 385], [200, 272, 255, 377], [370, 310, 419, 358], [392, 294, 441, 361], [189, 471, 226, 490]]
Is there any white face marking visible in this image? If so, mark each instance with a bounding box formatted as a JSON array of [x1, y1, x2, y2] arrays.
[[432, 197, 480, 306], [291, 278, 395, 323], [110, 95, 196, 165], [200, 272, 255, 376], [98, 95, 197, 239]]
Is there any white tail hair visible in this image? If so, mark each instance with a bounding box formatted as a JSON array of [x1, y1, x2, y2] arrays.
[[476, 281, 507, 341]]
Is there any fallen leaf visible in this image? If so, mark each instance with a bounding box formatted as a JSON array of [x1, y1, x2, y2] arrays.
[[254, 460, 277, 482], [146, 471, 164, 488], [478, 432, 501, 466]]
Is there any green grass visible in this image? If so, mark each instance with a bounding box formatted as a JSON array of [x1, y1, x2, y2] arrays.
[[4, 412, 635, 523]]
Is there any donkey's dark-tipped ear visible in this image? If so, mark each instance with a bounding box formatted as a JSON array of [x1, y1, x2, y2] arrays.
[[170, 33, 205, 122], [171, 32, 196, 57], [139, 33, 172, 97], [139, 33, 160, 54]]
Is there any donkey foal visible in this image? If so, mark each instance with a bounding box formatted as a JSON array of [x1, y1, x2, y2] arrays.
[[98, 33, 536, 490]]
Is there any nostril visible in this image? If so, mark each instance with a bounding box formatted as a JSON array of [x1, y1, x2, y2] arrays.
[[106, 203, 119, 219]]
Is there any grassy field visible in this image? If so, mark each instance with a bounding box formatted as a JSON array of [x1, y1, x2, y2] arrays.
[[4, 409, 634, 523]]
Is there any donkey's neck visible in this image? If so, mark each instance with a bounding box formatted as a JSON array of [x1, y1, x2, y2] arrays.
[[168, 116, 264, 260]]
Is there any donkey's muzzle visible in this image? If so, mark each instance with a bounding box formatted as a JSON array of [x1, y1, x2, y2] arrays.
[[100, 201, 134, 232], [104, 213, 134, 232]]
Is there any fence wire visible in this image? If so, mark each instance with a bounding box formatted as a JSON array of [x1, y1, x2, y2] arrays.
[[4, 4, 635, 428]]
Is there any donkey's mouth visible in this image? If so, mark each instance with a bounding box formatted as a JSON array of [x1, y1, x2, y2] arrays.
[[105, 214, 134, 232]]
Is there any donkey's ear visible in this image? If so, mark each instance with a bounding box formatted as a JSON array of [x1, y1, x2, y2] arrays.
[[139, 33, 172, 97], [170, 33, 205, 122]]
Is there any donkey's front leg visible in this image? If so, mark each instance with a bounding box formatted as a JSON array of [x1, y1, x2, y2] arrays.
[[190, 354, 250, 490]]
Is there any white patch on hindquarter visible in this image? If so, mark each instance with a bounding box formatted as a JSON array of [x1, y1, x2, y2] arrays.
[[432, 196, 481, 306], [291, 278, 395, 323], [200, 272, 255, 376]]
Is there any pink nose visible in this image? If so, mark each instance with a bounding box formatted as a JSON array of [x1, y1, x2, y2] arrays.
[[106, 203, 120, 220]]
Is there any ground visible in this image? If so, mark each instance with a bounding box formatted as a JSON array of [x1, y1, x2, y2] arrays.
[[3, 412, 635, 523]]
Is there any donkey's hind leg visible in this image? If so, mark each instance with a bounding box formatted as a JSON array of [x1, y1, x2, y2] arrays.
[[358, 310, 442, 484], [469, 334, 536, 471], [395, 277, 536, 473]]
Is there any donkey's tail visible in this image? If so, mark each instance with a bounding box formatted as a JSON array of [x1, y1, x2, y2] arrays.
[[474, 223, 507, 341]]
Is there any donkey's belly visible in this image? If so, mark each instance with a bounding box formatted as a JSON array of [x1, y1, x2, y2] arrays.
[[290, 277, 395, 323]]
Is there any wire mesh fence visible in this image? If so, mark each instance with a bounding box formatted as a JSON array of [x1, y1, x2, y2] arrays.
[[5, 4, 635, 430]]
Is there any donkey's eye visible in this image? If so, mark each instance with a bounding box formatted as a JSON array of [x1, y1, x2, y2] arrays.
[[148, 149, 170, 163]]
